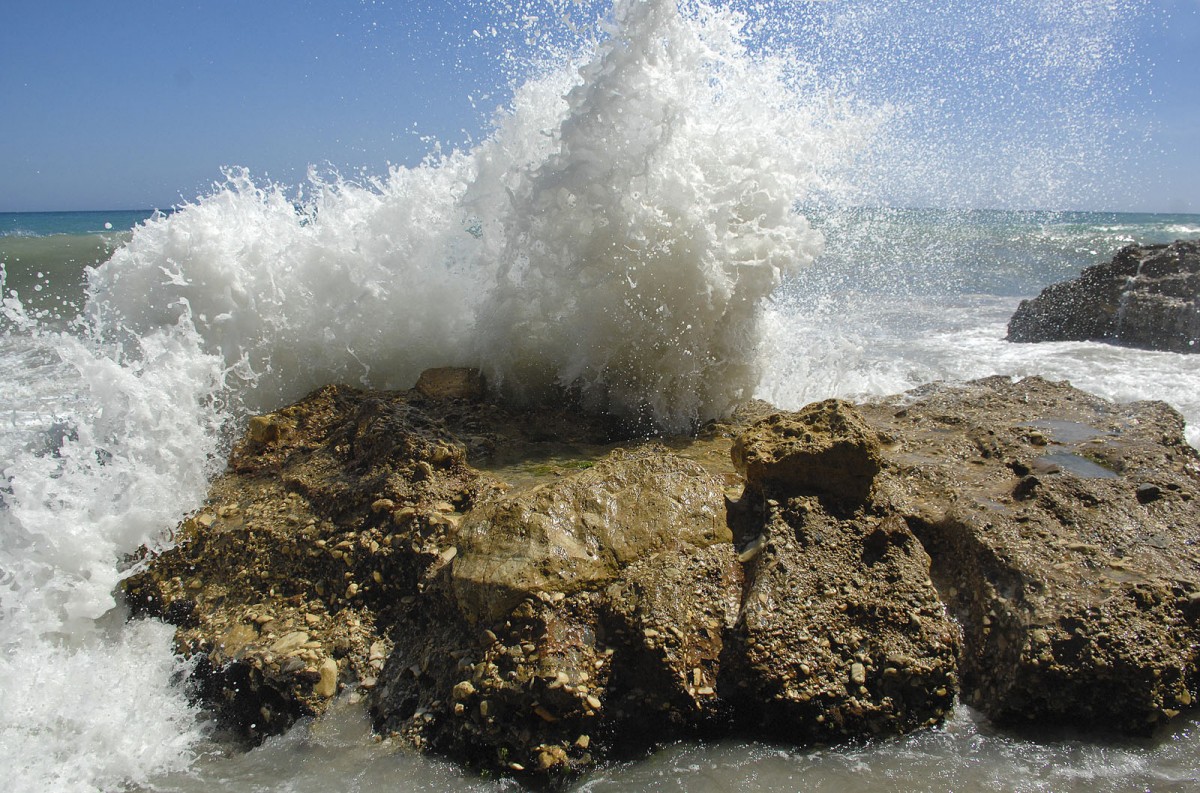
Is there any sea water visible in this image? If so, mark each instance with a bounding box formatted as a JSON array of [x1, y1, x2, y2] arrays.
[[0, 212, 157, 326], [2, 1, 1200, 791]]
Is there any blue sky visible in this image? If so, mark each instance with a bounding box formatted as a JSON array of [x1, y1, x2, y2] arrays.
[[1, 0, 1198, 213]]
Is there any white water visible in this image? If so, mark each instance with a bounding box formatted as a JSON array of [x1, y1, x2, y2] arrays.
[[3, 1, 1197, 791], [759, 293, 1200, 450], [84, 0, 874, 429], [0, 327, 225, 792]]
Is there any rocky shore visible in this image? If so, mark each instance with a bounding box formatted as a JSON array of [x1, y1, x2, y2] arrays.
[[1007, 239, 1200, 352], [123, 370, 1200, 785]]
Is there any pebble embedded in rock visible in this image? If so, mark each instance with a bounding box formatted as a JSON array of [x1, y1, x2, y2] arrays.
[[314, 658, 338, 698], [1136, 483, 1163, 504], [270, 631, 309, 655]]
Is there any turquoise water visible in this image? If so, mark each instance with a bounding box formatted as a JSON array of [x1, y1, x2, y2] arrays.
[[0, 211, 164, 324], [0, 210, 162, 238]]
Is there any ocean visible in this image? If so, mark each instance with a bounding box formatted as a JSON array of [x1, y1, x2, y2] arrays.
[[3, 1, 1200, 791]]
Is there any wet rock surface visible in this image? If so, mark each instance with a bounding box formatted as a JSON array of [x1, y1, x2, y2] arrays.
[[123, 371, 1200, 785], [1007, 239, 1200, 352], [723, 400, 959, 741], [857, 376, 1200, 733]]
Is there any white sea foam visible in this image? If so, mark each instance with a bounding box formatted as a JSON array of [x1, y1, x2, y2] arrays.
[[0, 326, 223, 791], [76, 0, 1153, 426], [470, 0, 871, 425], [758, 294, 1200, 449], [0, 621, 200, 793], [86, 0, 875, 430], [84, 161, 485, 414]]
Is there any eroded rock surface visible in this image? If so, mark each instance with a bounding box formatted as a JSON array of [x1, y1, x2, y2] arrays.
[[724, 400, 959, 740], [858, 376, 1200, 732], [1007, 239, 1200, 352], [124, 372, 1200, 785]]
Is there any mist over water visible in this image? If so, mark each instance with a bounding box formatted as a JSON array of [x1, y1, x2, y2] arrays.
[[2, 1, 1196, 791]]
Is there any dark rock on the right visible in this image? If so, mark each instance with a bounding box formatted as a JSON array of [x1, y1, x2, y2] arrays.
[[1007, 239, 1200, 353]]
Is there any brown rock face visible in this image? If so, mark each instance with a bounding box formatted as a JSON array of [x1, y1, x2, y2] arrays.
[[725, 400, 958, 740], [732, 399, 883, 510], [857, 376, 1200, 733], [451, 446, 729, 625], [414, 367, 487, 401], [123, 371, 1200, 785], [1007, 239, 1200, 353], [122, 383, 484, 743]]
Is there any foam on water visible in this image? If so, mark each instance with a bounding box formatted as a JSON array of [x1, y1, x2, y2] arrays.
[[0, 324, 225, 792], [137, 703, 1200, 792], [759, 292, 1200, 449], [84, 162, 486, 414], [1, 620, 199, 793]]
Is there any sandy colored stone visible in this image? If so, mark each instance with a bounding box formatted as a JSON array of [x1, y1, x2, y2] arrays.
[[732, 399, 883, 508], [451, 446, 727, 625], [414, 367, 486, 401], [122, 370, 1200, 786], [314, 657, 339, 698], [725, 404, 958, 740], [858, 375, 1200, 733], [270, 631, 309, 655]]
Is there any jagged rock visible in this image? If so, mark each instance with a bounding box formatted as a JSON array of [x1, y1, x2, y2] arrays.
[[1007, 240, 1200, 352], [724, 403, 959, 741], [414, 367, 487, 401], [122, 372, 1200, 786], [731, 399, 883, 510], [857, 376, 1200, 732], [370, 443, 743, 777], [122, 384, 489, 744], [600, 543, 743, 730]]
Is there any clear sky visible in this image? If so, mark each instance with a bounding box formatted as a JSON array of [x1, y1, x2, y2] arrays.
[[1, 0, 1198, 213]]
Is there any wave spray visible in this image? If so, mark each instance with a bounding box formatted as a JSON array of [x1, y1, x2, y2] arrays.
[[86, 0, 875, 430]]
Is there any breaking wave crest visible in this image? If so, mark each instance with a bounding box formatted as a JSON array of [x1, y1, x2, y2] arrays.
[[85, 0, 876, 430]]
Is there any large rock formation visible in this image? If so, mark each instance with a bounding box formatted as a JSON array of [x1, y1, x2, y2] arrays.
[[723, 401, 958, 742], [856, 377, 1200, 733], [123, 371, 1200, 785], [1007, 240, 1200, 353]]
